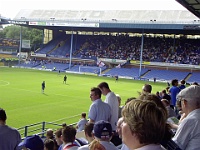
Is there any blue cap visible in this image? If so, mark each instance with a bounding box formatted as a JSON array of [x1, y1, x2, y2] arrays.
[[18, 135, 44, 150], [93, 120, 112, 139]]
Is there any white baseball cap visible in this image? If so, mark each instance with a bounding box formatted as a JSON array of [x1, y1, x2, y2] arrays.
[[177, 85, 200, 102]]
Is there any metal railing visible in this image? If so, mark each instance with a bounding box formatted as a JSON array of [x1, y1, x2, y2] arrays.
[[17, 121, 77, 139]]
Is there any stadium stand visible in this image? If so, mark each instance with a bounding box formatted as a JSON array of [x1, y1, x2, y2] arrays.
[[143, 68, 189, 81]]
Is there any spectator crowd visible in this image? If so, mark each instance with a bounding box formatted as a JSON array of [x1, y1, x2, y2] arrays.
[[0, 78, 200, 150]]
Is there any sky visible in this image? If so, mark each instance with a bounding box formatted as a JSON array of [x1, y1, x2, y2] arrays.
[[0, 0, 186, 19]]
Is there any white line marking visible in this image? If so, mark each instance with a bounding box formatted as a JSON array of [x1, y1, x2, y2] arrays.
[[0, 80, 10, 86]]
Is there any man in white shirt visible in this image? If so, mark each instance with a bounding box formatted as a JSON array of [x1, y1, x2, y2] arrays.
[[98, 82, 119, 131], [173, 85, 200, 150], [98, 82, 120, 146]]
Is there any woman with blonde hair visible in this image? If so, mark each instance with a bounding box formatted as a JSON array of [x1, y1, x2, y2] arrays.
[[121, 100, 167, 150]]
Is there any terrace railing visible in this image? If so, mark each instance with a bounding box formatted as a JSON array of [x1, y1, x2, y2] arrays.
[[17, 121, 77, 139]]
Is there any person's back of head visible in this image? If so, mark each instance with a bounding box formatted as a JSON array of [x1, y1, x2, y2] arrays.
[[116, 94, 121, 106], [161, 99, 170, 107], [142, 84, 152, 93], [192, 82, 199, 86], [162, 89, 167, 94], [18, 135, 44, 150], [171, 79, 178, 86], [81, 112, 86, 118], [44, 139, 54, 150], [62, 123, 67, 128], [93, 120, 112, 141], [180, 80, 185, 85], [125, 97, 136, 105], [98, 82, 109, 90], [138, 93, 168, 121], [46, 128, 54, 139], [0, 108, 7, 123], [62, 125, 77, 144]]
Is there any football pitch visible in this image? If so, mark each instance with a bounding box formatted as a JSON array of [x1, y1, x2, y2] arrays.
[[0, 67, 167, 129]]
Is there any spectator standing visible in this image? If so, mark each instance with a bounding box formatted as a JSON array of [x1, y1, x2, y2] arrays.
[[88, 87, 111, 123], [76, 112, 88, 132], [98, 82, 118, 131], [0, 108, 21, 150], [98, 82, 120, 146], [179, 80, 186, 91], [172, 85, 200, 150], [169, 79, 180, 108]]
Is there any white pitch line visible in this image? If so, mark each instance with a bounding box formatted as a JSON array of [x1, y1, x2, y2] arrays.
[[0, 80, 10, 86]]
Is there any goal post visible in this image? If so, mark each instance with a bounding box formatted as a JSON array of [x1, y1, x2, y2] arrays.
[[78, 66, 102, 75]]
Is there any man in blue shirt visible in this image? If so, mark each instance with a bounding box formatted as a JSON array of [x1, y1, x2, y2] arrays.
[[169, 79, 180, 107], [0, 108, 21, 150]]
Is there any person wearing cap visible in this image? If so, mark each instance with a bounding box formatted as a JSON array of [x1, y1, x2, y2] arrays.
[[172, 85, 200, 150], [18, 134, 44, 150], [97, 82, 119, 146], [88, 87, 111, 123], [121, 100, 167, 150], [89, 120, 118, 150], [0, 108, 21, 150]]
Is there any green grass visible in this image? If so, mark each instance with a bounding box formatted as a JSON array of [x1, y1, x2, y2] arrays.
[[0, 67, 167, 129]]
